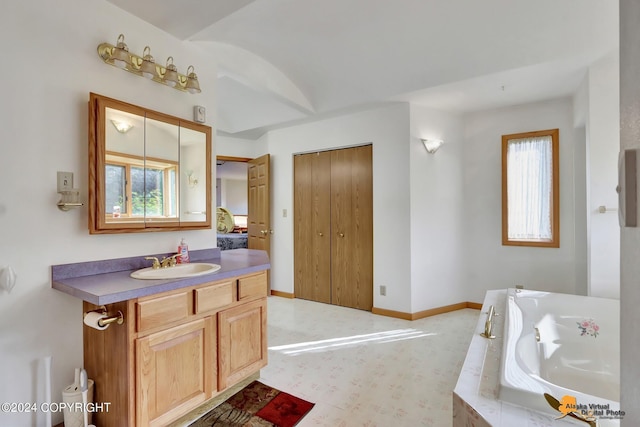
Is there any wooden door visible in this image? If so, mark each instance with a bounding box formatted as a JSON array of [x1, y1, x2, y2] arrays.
[[136, 317, 213, 427], [247, 154, 271, 254], [294, 152, 332, 303], [218, 298, 268, 389], [331, 145, 373, 310]]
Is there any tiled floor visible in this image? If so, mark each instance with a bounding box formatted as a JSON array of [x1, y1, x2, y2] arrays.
[[259, 296, 479, 427]]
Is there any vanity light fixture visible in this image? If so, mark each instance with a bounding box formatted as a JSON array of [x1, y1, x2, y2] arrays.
[[185, 66, 201, 94], [110, 120, 133, 133], [421, 138, 444, 154], [97, 34, 203, 94], [161, 56, 179, 87], [111, 34, 131, 69], [139, 46, 156, 79]]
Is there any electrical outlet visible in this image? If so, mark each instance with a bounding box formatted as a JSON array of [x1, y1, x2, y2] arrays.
[[57, 171, 73, 192], [380, 285, 386, 296]]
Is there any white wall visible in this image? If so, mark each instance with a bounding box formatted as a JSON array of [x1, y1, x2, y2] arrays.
[[264, 103, 413, 313], [462, 98, 583, 302], [0, 1, 218, 425], [409, 106, 466, 311], [220, 179, 248, 215], [585, 53, 621, 299], [619, 0, 640, 423], [216, 135, 261, 159]]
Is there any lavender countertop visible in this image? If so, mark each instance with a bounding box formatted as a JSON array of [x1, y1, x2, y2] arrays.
[[51, 248, 270, 305]]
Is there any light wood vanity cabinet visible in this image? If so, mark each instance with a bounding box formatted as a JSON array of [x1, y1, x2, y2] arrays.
[[83, 270, 268, 427], [218, 298, 267, 389], [136, 317, 214, 426]]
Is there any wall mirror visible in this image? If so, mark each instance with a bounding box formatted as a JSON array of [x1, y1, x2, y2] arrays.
[[89, 93, 211, 234]]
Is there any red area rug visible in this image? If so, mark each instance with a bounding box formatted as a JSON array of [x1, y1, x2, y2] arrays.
[[189, 381, 315, 427]]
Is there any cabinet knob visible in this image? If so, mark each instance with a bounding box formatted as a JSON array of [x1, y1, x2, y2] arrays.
[[260, 230, 268, 235], [318, 232, 323, 237], [338, 232, 345, 237]]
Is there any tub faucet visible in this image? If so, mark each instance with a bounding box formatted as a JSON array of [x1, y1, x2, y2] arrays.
[[481, 305, 496, 339]]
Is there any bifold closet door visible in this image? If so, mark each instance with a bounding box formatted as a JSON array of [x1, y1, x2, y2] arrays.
[[293, 151, 332, 303], [330, 145, 373, 311]]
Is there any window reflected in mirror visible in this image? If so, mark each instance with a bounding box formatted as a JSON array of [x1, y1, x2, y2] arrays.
[[105, 153, 177, 220]]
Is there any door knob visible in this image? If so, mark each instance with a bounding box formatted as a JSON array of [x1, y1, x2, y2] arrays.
[[269, 230, 274, 234], [260, 230, 267, 235]]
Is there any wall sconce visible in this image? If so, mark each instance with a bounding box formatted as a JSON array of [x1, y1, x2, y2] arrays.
[[421, 139, 444, 154], [97, 34, 202, 94], [110, 119, 133, 133], [186, 171, 199, 188]]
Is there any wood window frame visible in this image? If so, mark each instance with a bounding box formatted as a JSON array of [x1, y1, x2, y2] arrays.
[[501, 128, 560, 248]]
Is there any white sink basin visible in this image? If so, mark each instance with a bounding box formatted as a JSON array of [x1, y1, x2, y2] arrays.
[[130, 263, 221, 280]]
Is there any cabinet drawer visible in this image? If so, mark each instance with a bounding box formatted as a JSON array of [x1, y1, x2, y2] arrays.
[[137, 292, 190, 332], [194, 281, 234, 314], [238, 272, 267, 301]]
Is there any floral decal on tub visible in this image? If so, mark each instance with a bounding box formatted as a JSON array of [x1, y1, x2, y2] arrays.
[[577, 319, 599, 337]]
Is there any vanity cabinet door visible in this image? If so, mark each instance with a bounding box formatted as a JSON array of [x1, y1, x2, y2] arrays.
[[218, 298, 267, 389], [136, 317, 214, 427]]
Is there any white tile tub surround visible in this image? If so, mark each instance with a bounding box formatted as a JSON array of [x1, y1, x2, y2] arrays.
[[454, 290, 620, 427]]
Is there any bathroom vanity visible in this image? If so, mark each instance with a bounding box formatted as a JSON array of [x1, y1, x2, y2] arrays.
[[52, 248, 270, 427]]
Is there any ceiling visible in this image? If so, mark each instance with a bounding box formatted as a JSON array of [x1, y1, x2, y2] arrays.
[[106, 0, 618, 138]]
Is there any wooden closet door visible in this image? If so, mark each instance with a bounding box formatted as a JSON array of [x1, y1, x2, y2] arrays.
[[294, 152, 332, 303], [330, 145, 373, 310]]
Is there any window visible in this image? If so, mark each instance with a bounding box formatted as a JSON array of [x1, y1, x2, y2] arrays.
[[502, 129, 559, 247], [105, 152, 177, 219]]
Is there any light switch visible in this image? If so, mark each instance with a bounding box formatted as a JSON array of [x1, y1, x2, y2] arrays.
[[57, 171, 73, 192]]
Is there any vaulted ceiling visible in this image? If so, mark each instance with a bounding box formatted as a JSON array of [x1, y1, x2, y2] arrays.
[[106, 0, 618, 138]]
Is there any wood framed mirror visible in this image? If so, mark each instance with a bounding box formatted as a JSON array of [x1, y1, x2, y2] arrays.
[[89, 93, 211, 234]]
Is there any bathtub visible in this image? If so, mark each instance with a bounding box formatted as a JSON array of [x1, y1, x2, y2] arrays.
[[499, 288, 620, 419]]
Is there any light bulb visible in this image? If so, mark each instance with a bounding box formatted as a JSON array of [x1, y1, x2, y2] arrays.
[[113, 59, 127, 69]]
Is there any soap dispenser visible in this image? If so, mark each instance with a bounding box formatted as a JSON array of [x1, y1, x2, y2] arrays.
[[177, 238, 190, 263]]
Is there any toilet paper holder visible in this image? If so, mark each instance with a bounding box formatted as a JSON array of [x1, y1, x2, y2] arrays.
[[84, 306, 124, 327]]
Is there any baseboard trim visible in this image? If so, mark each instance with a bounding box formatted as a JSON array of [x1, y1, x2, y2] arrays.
[[270, 290, 295, 299], [268, 293, 482, 317], [372, 301, 482, 321], [370, 307, 413, 320], [465, 301, 483, 310]]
